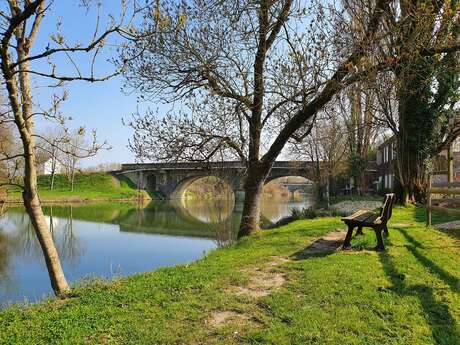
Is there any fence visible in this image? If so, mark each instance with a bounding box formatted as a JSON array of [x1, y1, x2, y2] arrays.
[[426, 179, 460, 226]]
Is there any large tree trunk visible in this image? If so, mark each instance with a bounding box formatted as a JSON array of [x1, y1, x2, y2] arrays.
[[237, 162, 270, 238], [395, 64, 431, 205], [394, 133, 426, 205]]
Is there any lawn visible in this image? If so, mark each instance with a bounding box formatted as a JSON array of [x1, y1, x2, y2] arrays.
[[0, 206, 459, 344], [3, 172, 149, 202]]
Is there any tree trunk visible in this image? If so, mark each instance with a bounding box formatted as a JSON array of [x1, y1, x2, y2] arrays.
[[50, 158, 56, 190], [237, 164, 267, 238], [395, 75, 429, 205], [22, 144, 70, 296], [70, 164, 75, 192]]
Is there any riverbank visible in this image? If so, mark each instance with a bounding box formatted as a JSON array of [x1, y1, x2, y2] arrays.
[[1, 205, 459, 344], [2, 172, 151, 203]]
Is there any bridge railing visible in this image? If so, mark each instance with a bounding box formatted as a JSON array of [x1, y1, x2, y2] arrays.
[[426, 180, 460, 226], [120, 161, 313, 172]]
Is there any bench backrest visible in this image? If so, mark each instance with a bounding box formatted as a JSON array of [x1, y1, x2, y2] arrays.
[[380, 193, 396, 223]]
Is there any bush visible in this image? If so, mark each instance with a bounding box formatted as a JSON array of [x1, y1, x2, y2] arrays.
[[290, 206, 317, 220]]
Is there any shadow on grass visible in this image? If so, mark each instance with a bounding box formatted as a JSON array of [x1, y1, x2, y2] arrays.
[[291, 236, 344, 260], [379, 236, 460, 345], [413, 206, 460, 242], [399, 229, 459, 293]]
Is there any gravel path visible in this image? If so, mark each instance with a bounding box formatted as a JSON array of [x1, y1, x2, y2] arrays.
[[330, 200, 382, 216], [435, 221, 460, 230]]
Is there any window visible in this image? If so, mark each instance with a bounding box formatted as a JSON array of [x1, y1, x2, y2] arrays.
[[376, 151, 382, 165]]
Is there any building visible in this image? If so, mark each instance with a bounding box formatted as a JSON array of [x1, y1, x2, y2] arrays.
[[376, 137, 397, 191], [37, 158, 64, 175], [376, 136, 460, 189]]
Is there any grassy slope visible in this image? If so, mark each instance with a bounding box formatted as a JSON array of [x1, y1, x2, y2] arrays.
[[5, 173, 147, 202], [1, 206, 460, 344]]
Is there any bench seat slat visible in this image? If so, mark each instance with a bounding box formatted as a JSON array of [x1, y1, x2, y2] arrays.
[[342, 210, 377, 222], [341, 210, 368, 221]]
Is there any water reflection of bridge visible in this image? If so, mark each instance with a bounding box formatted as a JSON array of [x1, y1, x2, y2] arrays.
[[117, 200, 241, 242]]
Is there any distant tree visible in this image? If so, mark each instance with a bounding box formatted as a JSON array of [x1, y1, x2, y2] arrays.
[[0, 0, 131, 296], [64, 128, 84, 192], [339, 85, 379, 195], [84, 162, 122, 173], [0, 122, 15, 177], [36, 128, 66, 190], [62, 128, 104, 191], [291, 109, 347, 208]]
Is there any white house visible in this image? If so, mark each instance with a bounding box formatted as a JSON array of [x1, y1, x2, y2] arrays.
[[38, 158, 64, 175]]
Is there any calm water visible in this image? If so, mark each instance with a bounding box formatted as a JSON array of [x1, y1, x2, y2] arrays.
[[0, 196, 312, 305]]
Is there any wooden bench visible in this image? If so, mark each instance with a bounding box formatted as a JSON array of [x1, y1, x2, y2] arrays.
[[341, 193, 396, 251]]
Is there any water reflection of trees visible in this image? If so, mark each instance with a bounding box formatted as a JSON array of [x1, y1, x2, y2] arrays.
[[0, 208, 20, 297], [54, 206, 83, 266], [6, 206, 83, 267], [0, 231, 15, 293]]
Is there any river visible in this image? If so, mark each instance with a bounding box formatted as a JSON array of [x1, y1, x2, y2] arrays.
[[0, 196, 313, 306]]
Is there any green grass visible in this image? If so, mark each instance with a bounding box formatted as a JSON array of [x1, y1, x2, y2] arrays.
[[1, 206, 460, 344], [4, 172, 149, 202]]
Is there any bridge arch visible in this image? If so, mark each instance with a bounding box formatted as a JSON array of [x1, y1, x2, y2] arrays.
[[264, 175, 315, 199], [170, 175, 236, 200]]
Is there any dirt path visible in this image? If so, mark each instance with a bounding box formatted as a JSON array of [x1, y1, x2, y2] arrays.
[[208, 230, 346, 328]]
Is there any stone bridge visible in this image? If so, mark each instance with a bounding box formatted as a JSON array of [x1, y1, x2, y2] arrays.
[[118, 161, 317, 200]]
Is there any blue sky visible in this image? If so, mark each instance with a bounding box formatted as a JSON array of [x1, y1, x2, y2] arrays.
[[30, 1, 153, 167]]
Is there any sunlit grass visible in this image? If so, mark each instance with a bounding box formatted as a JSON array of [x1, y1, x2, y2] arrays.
[[4, 172, 147, 202]]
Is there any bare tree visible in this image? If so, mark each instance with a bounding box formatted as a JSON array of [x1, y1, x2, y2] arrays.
[[0, 1, 133, 296], [339, 85, 380, 195], [0, 122, 16, 176], [62, 127, 103, 191], [291, 109, 347, 208], [122, 0, 396, 237], [36, 127, 66, 190]]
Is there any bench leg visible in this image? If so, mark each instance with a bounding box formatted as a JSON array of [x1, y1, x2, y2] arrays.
[[342, 224, 354, 249], [355, 226, 364, 236], [383, 225, 389, 237], [374, 227, 385, 251]]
